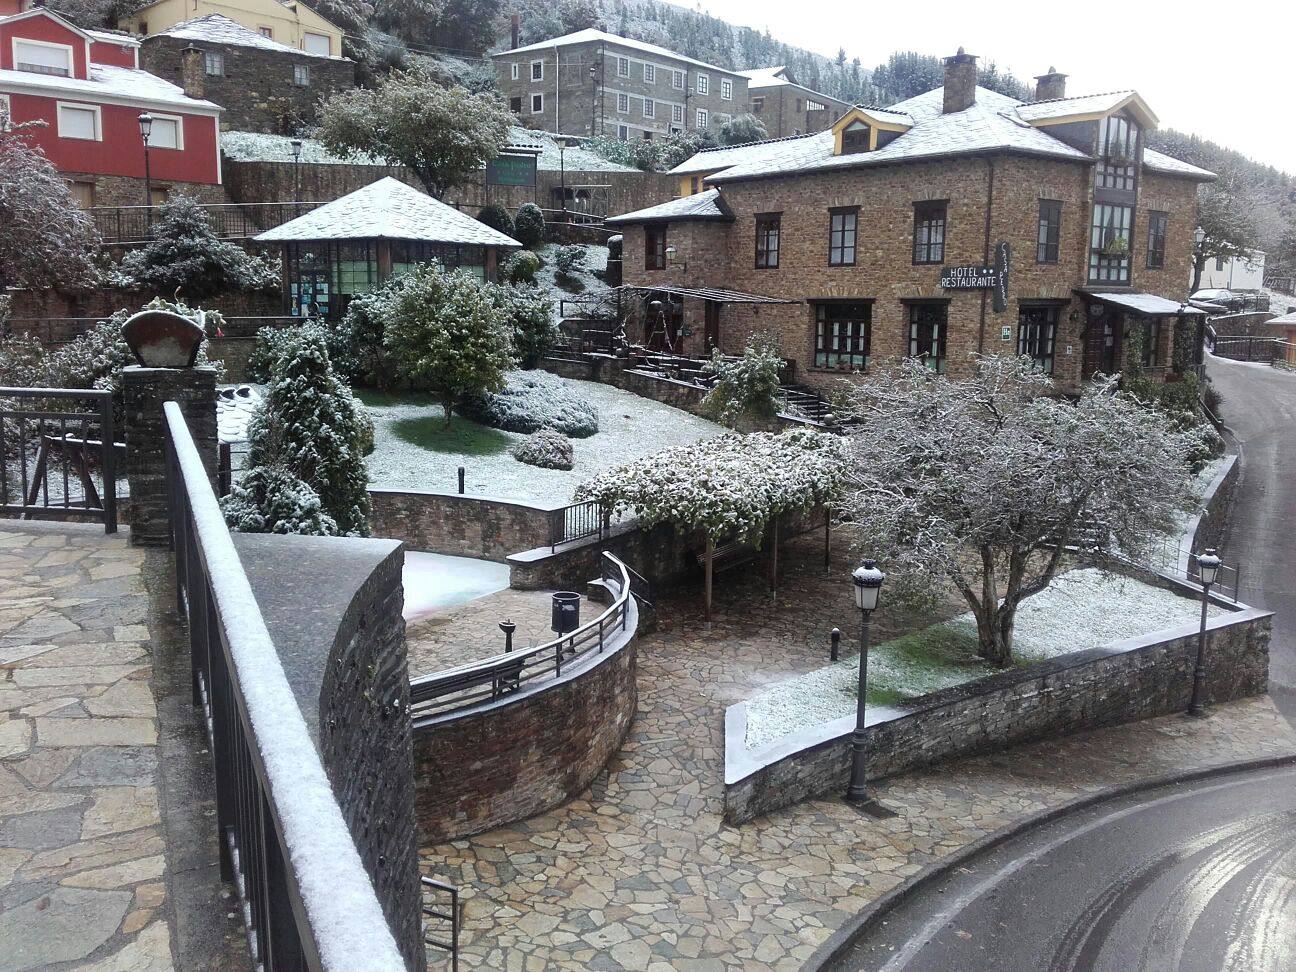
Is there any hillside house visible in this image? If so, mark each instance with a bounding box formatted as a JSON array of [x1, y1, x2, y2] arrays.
[[119, 0, 343, 58], [736, 66, 849, 138], [608, 54, 1215, 392]]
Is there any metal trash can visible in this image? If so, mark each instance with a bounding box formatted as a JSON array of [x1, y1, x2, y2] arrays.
[[551, 592, 581, 635]]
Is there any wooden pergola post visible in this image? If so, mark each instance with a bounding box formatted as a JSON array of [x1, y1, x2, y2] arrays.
[[704, 535, 714, 622], [767, 515, 779, 593], [824, 506, 832, 570]]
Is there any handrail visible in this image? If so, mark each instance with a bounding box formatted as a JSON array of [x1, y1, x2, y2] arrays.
[[163, 402, 404, 972], [409, 552, 633, 721]]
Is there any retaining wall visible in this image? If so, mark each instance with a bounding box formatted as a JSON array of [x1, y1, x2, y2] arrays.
[[723, 594, 1271, 825], [369, 487, 560, 562]]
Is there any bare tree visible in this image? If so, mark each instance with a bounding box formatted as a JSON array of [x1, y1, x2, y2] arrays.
[[840, 356, 1200, 667]]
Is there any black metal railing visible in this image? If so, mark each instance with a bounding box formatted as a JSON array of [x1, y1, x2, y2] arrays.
[[0, 386, 117, 532], [1212, 336, 1280, 363], [91, 201, 324, 245], [163, 401, 405, 972], [408, 552, 633, 721], [550, 499, 608, 551], [421, 876, 460, 971]]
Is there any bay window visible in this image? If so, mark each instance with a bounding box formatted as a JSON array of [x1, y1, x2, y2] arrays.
[[814, 302, 872, 371]]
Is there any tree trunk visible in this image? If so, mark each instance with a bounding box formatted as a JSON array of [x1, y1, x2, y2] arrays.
[[1191, 255, 1206, 293], [441, 398, 453, 428], [975, 606, 1014, 667]]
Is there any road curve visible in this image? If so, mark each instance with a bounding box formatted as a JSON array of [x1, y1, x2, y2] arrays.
[[828, 762, 1296, 972]]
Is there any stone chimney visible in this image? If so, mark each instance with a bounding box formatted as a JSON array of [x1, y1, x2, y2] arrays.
[[179, 45, 204, 100], [510, 13, 520, 49], [1034, 67, 1067, 101], [942, 48, 978, 114]]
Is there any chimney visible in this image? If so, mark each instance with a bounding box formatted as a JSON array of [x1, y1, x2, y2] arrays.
[[510, 13, 520, 50], [942, 47, 977, 114], [179, 45, 204, 100], [1034, 66, 1067, 102]]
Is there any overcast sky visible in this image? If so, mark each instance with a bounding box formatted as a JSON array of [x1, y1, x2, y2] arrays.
[[699, 0, 1295, 174]]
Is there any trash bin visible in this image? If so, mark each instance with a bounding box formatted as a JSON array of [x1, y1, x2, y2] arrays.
[[551, 592, 581, 635]]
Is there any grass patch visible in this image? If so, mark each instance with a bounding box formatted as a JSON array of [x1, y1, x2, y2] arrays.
[[354, 388, 436, 408], [389, 415, 513, 456], [867, 622, 993, 703]]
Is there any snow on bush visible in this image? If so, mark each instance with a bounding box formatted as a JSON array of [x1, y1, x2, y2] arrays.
[[503, 249, 541, 285], [221, 464, 339, 536], [476, 203, 514, 238], [458, 369, 599, 437], [492, 285, 556, 368], [577, 427, 849, 543], [511, 427, 574, 470], [701, 333, 784, 429], [513, 203, 546, 248]]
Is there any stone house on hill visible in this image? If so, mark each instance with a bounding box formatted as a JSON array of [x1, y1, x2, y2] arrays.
[[607, 53, 1216, 393], [140, 14, 354, 133], [736, 66, 849, 139], [119, 0, 344, 58]]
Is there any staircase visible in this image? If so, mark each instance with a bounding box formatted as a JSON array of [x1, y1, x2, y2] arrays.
[[778, 384, 837, 425]]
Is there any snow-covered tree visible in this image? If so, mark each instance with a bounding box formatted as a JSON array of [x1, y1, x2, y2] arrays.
[[0, 119, 100, 294], [382, 262, 514, 426], [1191, 179, 1259, 292], [115, 196, 279, 300], [718, 114, 767, 145], [221, 464, 339, 536], [513, 204, 546, 249], [246, 324, 371, 536], [839, 356, 1200, 667], [315, 67, 512, 198], [701, 333, 783, 429], [492, 285, 555, 368]]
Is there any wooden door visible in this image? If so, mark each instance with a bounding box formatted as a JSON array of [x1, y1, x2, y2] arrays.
[[704, 301, 721, 353]]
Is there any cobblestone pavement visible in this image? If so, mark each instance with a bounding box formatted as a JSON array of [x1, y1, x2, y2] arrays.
[[0, 522, 174, 971], [418, 542, 1296, 971]]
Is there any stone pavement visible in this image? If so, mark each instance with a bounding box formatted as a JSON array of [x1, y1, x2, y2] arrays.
[[418, 543, 1296, 971]]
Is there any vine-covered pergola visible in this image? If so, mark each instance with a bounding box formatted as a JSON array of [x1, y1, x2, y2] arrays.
[[577, 429, 850, 618]]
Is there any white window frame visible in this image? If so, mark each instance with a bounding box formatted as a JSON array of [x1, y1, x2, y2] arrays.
[[696, 107, 708, 129], [530, 92, 544, 114], [617, 55, 630, 77], [672, 70, 684, 89], [293, 63, 311, 86], [671, 103, 684, 125], [643, 62, 655, 84], [257, 25, 273, 38], [643, 98, 655, 119], [56, 101, 101, 141], [617, 124, 630, 140], [146, 112, 184, 149], [204, 50, 224, 75], [696, 73, 709, 95], [530, 59, 544, 81], [302, 31, 330, 57], [510, 61, 519, 80], [720, 78, 732, 100], [12, 37, 74, 77], [617, 92, 629, 113]]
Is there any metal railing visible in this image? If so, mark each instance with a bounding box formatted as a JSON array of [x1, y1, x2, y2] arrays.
[[421, 877, 460, 972], [91, 201, 323, 244], [550, 499, 609, 551], [408, 552, 633, 721], [0, 386, 117, 532], [1212, 336, 1282, 363], [163, 402, 405, 972]]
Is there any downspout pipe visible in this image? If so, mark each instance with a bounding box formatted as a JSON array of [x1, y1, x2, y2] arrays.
[[978, 155, 996, 354]]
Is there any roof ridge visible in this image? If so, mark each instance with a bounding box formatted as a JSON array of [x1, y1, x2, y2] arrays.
[[1022, 89, 1135, 106], [693, 131, 823, 154], [850, 103, 912, 117]]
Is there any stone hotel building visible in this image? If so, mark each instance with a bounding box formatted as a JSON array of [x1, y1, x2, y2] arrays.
[[493, 28, 748, 141], [608, 51, 1216, 392]]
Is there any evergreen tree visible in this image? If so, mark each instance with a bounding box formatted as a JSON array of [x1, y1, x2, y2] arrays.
[[246, 325, 372, 536], [221, 465, 339, 537]]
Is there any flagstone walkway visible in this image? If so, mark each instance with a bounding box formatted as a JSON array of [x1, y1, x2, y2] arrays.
[[0, 521, 211, 972], [419, 555, 1296, 971]]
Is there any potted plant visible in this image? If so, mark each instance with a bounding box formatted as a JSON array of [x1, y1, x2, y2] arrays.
[[1102, 234, 1130, 257]]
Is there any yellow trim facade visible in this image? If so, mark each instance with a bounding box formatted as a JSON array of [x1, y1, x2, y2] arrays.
[[1024, 92, 1159, 130], [119, 0, 344, 56], [830, 106, 911, 155]]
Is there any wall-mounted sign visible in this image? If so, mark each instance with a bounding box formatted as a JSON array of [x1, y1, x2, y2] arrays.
[[1000, 325, 1012, 342], [941, 242, 1011, 313], [486, 153, 537, 187], [993, 242, 1010, 314]]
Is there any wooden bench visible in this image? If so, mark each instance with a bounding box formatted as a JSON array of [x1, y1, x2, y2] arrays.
[[696, 542, 757, 574]]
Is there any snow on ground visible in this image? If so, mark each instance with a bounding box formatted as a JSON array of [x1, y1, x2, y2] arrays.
[[363, 376, 724, 502], [533, 243, 612, 321], [402, 551, 510, 622], [743, 567, 1225, 750]]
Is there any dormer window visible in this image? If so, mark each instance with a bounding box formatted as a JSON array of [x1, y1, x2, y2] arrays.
[[841, 120, 871, 154], [14, 39, 73, 77], [1096, 114, 1138, 191]]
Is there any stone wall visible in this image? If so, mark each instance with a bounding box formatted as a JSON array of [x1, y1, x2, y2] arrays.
[[61, 172, 228, 209], [7, 287, 282, 341], [723, 597, 1271, 824], [1191, 456, 1239, 558], [368, 488, 560, 562], [412, 598, 638, 843], [205, 336, 257, 382], [1211, 311, 1281, 338]]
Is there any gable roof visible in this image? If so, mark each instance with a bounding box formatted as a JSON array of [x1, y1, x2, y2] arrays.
[[255, 177, 521, 246], [605, 188, 733, 226], [1140, 148, 1216, 180], [152, 14, 345, 59], [0, 59, 221, 113], [669, 131, 824, 176], [736, 66, 790, 87], [1013, 90, 1158, 128], [0, 7, 95, 42], [494, 28, 741, 76]]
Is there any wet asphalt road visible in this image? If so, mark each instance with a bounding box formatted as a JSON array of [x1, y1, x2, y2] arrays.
[[832, 762, 1296, 972], [1205, 356, 1296, 722]]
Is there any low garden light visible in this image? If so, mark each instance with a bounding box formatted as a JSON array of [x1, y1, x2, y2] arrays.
[[847, 560, 885, 804], [1188, 548, 1222, 717]]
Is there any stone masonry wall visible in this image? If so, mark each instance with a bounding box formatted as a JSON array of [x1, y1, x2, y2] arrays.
[[61, 172, 228, 209], [7, 288, 282, 341], [413, 611, 638, 843], [368, 488, 559, 562], [317, 543, 426, 972], [725, 604, 1271, 824]]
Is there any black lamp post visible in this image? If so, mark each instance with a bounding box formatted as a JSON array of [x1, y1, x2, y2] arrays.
[[1188, 548, 1221, 717], [290, 137, 303, 211], [846, 559, 884, 803], [137, 112, 153, 217], [589, 63, 598, 135]]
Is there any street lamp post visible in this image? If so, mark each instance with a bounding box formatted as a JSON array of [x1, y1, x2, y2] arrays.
[[137, 113, 153, 220], [290, 137, 303, 212], [846, 560, 885, 803], [1188, 548, 1221, 717]]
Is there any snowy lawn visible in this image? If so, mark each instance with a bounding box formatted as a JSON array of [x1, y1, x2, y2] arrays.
[[361, 377, 724, 502], [743, 568, 1227, 750], [402, 551, 509, 622]]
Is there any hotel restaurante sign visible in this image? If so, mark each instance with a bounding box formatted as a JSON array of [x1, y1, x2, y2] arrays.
[[942, 242, 1011, 313]]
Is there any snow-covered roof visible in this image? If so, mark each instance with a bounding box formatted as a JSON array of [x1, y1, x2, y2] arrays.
[[1013, 90, 1155, 126], [1079, 290, 1206, 316], [606, 188, 732, 225], [256, 177, 521, 247], [521, 129, 641, 173], [494, 29, 742, 76], [1143, 148, 1216, 180], [0, 7, 94, 42], [736, 66, 790, 87], [0, 61, 220, 113], [153, 14, 345, 60], [88, 28, 140, 47], [221, 130, 387, 164], [669, 132, 823, 176]]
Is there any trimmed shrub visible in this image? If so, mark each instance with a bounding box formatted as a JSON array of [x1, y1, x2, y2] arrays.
[[477, 203, 515, 238], [503, 249, 541, 285], [553, 244, 586, 292], [220, 464, 339, 536], [701, 333, 784, 429], [514, 203, 546, 248], [512, 427, 574, 470], [458, 370, 598, 437], [493, 284, 556, 368]]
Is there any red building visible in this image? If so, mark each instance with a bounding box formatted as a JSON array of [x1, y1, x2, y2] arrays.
[[0, 6, 222, 206]]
